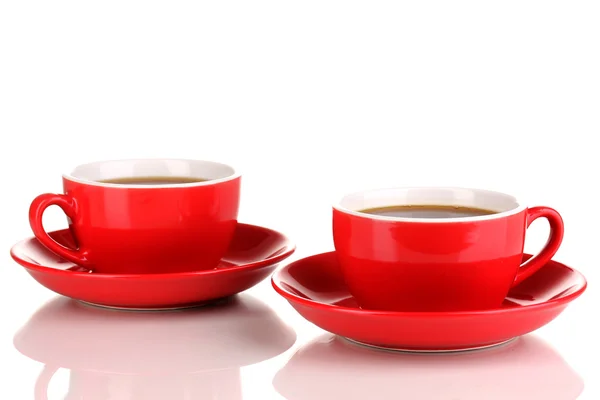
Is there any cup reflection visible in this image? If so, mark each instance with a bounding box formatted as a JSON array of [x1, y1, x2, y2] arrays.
[[14, 295, 296, 400], [274, 334, 583, 400]]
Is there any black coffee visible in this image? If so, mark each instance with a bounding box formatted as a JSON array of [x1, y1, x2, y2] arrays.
[[99, 176, 209, 185], [359, 205, 497, 218]]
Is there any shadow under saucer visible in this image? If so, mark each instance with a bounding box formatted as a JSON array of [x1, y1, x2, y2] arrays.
[[273, 333, 583, 400], [14, 294, 297, 400]]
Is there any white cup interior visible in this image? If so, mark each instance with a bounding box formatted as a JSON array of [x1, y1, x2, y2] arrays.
[[65, 159, 238, 188], [335, 187, 524, 222]]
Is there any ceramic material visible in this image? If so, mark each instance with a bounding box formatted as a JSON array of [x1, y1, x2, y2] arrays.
[[11, 223, 295, 310], [272, 251, 586, 352], [29, 159, 241, 274], [333, 187, 564, 311]]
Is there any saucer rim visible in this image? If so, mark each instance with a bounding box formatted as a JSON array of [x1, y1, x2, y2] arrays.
[[11, 223, 296, 279], [271, 251, 587, 317]]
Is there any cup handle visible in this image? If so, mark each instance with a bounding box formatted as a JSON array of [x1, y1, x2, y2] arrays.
[[34, 365, 59, 400], [512, 206, 564, 287], [29, 193, 90, 266]]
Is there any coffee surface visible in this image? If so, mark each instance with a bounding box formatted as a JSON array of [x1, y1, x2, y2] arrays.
[[359, 205, 497, 218], [99, 176, 208, 185]]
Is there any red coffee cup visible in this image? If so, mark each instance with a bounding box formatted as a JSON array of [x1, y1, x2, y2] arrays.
[[29, 159, 241, 274], [332, 187, 564, 312]]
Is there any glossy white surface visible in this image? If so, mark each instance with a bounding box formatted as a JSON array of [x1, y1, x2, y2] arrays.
[[335, 186, 524, 222], [1, 1, 598, 398], [2, 254, 595, 399], [67, 158, 238, 187], [14, 296, 296, 399]]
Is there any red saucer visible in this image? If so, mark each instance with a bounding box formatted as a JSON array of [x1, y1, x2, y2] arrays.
[[11, 223, 295, 310], [272, 252, 586, 352]]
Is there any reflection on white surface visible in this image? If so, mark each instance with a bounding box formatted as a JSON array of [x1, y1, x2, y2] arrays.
[[13, 295, 296, 400], [274, 334, 583, 400]]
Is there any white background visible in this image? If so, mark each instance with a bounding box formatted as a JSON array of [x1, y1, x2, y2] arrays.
[[1, 1, 599, 398]]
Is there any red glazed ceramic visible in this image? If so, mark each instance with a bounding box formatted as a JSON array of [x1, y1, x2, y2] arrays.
[[272, 251, 586, 352], [333, 187, 564, 311], [11, 223, 295, 310], [29, 159, 241, 274]]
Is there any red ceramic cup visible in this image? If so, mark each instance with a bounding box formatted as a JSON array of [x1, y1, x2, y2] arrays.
[[29, 159, 241, 274], [332, 187, 564, 312]]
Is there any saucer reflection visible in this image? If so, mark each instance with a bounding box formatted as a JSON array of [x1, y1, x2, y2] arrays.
[[274, 334, 583, 400], [14, 295, 296, 400]]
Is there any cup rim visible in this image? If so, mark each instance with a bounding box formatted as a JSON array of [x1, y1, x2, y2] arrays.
[[333, 186, 527, 223], [62, 158, 241, 189]]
